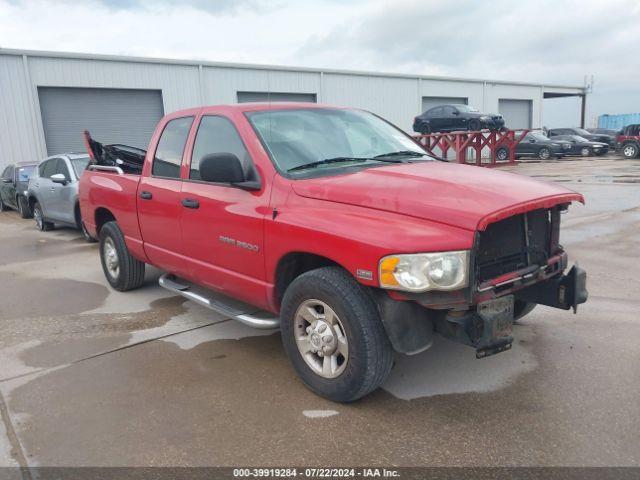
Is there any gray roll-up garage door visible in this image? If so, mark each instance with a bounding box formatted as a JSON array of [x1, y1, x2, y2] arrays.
[[38, 87, 164, 155], [237, 91, 317, 103], [498, 99, 532, 129], [421, 96, 468, 112]]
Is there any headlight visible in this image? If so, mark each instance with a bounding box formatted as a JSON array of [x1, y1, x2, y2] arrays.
[[379, 251, 469, 292]]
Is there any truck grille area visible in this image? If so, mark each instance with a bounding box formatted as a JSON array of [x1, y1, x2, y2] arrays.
[[475, 209, 552, 284]]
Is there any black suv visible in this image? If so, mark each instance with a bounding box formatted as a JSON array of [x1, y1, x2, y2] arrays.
[[413, 104, 505, 134], [0, 162, 37, 218], [547, 127, 615, 146]]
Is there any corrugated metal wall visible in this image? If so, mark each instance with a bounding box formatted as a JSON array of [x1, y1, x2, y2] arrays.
[[598, 113, 640, 130], [0, 51, 580, 169]]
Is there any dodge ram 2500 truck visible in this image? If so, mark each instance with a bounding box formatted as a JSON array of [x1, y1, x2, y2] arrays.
[[80, 103, 588, 402]]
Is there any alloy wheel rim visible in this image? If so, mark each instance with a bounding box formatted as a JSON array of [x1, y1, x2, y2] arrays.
[[103, 237, 120, 279], [498, 149, 508, 161], [540, 149, 550, 159], [294, 299, 349, 379], [623, 146, 635, 157], [582, 147, 590, 156]]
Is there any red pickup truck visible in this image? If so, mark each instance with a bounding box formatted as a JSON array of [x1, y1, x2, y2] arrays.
[[80, 103, 587, 402]]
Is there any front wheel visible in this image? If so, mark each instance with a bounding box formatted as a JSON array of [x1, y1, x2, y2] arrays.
[[280, 267, 394, 402], [538, 147, 551, 160], [622, 143, 639, 158], [99, 221, 145, 291], [581, 146, 591, 157], [0, 196, 6, 212], [468, 119, 481, 132], [33, 202, 54, 231]]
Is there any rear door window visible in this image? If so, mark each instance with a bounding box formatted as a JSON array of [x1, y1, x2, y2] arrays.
[[152, 116, 194, 179]]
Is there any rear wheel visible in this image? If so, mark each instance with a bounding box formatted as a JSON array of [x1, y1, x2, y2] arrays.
[[538, 147, 551, 160], [496, 147, 509, 161], [17, 196, 31, 218], [33, 202, 54, 231], [622, 143, 639, 158], [99, 221, 145, 291], [420, 123, 432, 135], [280, 267, 394, 402]]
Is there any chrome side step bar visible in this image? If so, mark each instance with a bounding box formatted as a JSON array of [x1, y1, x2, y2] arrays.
[[158, 273, 280, 330]]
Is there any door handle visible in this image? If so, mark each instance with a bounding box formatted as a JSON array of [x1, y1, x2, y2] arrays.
[[139, 191, 153, 200], [181, 198, 199, 209]]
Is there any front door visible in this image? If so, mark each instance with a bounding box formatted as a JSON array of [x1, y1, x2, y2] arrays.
[[137, 115, 194, 277], [180, 114, 268, 306], [48, 158, 75, 223]]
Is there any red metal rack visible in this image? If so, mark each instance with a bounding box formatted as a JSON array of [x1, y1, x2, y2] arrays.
[[414, 129, 530, 167]]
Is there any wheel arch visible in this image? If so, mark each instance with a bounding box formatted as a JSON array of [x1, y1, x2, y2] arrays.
[[273, 251, 343, 308], [94, 207, 117, 234]]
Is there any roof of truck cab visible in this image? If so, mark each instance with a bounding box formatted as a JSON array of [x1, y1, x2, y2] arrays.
[[166, 102, 345, 119]]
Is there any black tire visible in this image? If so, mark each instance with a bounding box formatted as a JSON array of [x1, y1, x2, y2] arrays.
[[496, 147, 509, 161], [421, 123, 432, 135], [99, 221, 145, 291], [538, 147, 551, 160], [81, 220, 97, 243], [622, 143, 639, 159], [468, 119, 481, 132], [75, 207, 97, 243], [514, 300, 537, 323], [280, 267, 394, 402], [17, 196, 31, 219], [33, 202, 54, 231], [0, 196, 6, 212]]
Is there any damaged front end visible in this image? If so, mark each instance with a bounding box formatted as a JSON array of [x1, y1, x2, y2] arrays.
[[377, 205, 588, 358]]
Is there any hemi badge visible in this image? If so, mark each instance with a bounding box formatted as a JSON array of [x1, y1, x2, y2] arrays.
[[356, 269, 373, 280]]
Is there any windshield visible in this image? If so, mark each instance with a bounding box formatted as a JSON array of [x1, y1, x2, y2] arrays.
[[527, 132, 549, 141], [16, 166, 35, 182], [454, 104, 479, 113], [71, 156, 90, 178], [246, 108, 431, 174]]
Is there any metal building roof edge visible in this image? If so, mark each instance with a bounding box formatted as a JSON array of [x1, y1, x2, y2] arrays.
[[0, 47, 586, 93]]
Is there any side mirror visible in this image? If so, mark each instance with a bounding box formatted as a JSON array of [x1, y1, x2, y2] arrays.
[[452, 110, 459, 115], [529, 138, 536, 143], [50, 173, 67, 185], [199, 153, 261, 190]]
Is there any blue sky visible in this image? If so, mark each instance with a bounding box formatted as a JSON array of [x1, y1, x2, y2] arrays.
[[1, 0, 638, 127]]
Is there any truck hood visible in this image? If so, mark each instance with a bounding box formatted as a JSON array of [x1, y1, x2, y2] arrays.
[[291, 162, 583, 231]]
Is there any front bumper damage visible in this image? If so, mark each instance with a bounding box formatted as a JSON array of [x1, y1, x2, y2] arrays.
[[377, 265, 588, 359], [436, 265, 588, 358]]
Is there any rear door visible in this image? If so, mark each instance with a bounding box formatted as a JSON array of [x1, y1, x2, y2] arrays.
[[180, 114, 268, 304], [429, 107, 444, 131], [35, 159, 57, 217], [137, 115, 194, 277]]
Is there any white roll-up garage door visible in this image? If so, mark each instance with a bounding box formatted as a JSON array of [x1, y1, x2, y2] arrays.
[[498, 99, 532, 129], [237, 91, 317, 103], [421, 96, 468, 113], [38, 87, 164, 155]]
